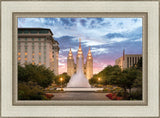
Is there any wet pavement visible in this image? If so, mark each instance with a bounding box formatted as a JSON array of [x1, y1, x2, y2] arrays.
[[51, 92, 110, 100]]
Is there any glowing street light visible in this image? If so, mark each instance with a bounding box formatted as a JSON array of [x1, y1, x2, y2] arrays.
[[98, 77, 101, 81], [60, 77, 63, 90], [98, 77, 101, 87]]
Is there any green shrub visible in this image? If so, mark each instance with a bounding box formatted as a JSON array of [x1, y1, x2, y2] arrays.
[[103, 88, 109, 92], [106, 85, 113, 89], [18, 81, 48, 100]]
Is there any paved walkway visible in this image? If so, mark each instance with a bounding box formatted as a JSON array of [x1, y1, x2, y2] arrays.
[[51, 92, 110, 100]]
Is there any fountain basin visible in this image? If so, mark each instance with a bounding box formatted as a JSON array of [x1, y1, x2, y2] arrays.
[[57, 88, 103, 92]]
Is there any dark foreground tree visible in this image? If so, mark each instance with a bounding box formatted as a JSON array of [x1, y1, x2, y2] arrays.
[[107, 67, 142, 100], [18, 81, 47, 100], [18, 64, 55, 88], [18, 64, 55, 100]]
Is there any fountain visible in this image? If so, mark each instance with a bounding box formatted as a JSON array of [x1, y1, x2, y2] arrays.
[[63, 51, 102, 91], [57, 38, 103, 91], [67, 56, 91, 88]]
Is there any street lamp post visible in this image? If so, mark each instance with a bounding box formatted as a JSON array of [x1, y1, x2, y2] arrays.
[[98, 77, 101, 88], [60, 77, 63, 90]]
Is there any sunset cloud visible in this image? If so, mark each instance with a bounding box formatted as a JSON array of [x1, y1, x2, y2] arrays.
[[18, 18, 142, 74]]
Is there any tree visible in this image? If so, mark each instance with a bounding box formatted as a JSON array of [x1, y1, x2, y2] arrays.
[[137, 57, 142, 70], [89, 65, 121, 86], [54, 73, 71, 86], [133, 57, 142, 71], [132, 70, 142, 88], [108, 68, 140, 95], [18, 64, 55, 88]]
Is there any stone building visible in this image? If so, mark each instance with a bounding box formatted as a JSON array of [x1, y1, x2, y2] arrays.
[[115, 49, 142, 70], [17, 28, 59, 75], [67, 38, 93, 79]]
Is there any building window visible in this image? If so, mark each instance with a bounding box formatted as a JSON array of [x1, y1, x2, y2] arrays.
[[127, 57, 129, 68], [32, 62, 35, 65], [24, 30, 29, 34], [30, 30, 37, 34], [25, 47, 27, 50], [18, 57, 21, 60], [39, 52, 41, 55], [25, 52, 27, 55], [18, 52, 21, 55], [39, 30, 48, 34], [18, 30, 23, 34], [32, 53, 35, 55], [32, 38, 34, 41], [25, 58, 27, 61], [25, 38, 27, 41], [32, 58, 34, 60], [18, 38, 20, 41], [32, 47, 34, 49], [38, 38, 41, 41], [39, 62, 41, 65]]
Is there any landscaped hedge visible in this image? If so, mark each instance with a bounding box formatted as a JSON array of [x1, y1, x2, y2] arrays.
[[18, 81, 48, 100]]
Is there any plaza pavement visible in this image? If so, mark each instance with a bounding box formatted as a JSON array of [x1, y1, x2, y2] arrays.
[[51, 92, 111, 100]]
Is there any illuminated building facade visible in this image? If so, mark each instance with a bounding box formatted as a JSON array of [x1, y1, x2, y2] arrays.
[[17, 28, 59, 75]]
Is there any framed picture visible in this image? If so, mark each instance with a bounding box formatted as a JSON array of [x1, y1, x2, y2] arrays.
[[1, 0, 159, 117]]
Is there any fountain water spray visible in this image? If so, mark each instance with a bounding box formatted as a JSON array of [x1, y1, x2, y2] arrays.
[[67, 56, 91, 88]]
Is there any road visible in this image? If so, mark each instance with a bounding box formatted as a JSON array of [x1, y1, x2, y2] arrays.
[[51, 92, 110, 100]]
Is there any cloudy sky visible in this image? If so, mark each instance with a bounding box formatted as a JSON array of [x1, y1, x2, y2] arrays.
[[18, 18, 142, 74]]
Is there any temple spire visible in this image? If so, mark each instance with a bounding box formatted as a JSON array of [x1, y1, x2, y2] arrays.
[[79, 38, 81, 49], [87, 47, 92, 59], [68, 48, 73, 59], [77, 38, 83, 57]]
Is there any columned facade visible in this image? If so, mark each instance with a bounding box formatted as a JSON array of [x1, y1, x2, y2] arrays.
[[115, 49, 142, 69], [17, 28, 59, 75]]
